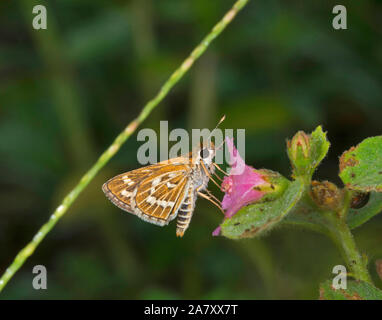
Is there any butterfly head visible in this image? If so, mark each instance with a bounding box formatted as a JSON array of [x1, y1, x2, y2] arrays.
[[193, 141, 216, 167], [192, 115, 226, 167]]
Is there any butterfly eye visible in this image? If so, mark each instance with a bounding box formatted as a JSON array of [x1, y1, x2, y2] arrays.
[[200, 148, 210, 159]]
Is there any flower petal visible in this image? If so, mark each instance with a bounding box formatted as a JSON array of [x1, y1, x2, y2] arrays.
[[221, 137, 267, 217]]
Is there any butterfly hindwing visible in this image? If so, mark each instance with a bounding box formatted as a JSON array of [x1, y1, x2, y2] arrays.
[[136, 170, 189, 222]]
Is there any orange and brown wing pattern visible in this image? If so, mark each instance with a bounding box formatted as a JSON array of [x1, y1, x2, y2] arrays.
[[102, 163, 191, 227], [102, 169, 149, 214], [136, 170, 189, 223]]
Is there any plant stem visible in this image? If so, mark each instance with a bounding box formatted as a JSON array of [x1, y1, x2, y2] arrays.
[[339, 188, 351, 220], [324, 212, 372, 283], [0, 0, 250, 293], [297, 177, 372, 283]]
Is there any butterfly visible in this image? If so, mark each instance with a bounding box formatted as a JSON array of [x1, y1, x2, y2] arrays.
[[102, 117, 226, 237]]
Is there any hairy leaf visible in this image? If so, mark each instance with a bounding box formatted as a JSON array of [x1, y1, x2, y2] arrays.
[[309, 126, 331, 173], [282, 194, 329, 234], [319, 280, 382, 300], [347, 192, 382, 229], [339, 136, 382, 192]]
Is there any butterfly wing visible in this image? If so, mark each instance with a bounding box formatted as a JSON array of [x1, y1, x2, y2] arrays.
[[102, 169, 148, 214], [135, 167, 189, 225], [102, 159, 191, 226]]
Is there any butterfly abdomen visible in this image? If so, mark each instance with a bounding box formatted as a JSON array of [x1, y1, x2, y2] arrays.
[[176, 186, 196, 237]]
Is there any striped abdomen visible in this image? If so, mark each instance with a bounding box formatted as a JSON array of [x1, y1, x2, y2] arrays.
[[176, 183, 196, 237]]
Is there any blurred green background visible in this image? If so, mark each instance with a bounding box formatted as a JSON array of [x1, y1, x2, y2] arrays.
[[1, 0, 382, 299]]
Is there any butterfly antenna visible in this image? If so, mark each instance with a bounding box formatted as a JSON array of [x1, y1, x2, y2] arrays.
[[206, 115, 226, 141], [216, 139, 225, 151]]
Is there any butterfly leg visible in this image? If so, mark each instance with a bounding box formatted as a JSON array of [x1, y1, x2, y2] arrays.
[[197, 191, 224, 214], [200, 161, 223, 190], [212, 171, 223, 182], [213, 163, 229, 176], [204, 188, 222, 207]]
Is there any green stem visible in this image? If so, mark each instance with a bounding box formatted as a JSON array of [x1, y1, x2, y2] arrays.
[[0, 0, 250, 293], [339, 188, 351, 220], [324, 212, 372, 283], [296, 177, 372, 283]]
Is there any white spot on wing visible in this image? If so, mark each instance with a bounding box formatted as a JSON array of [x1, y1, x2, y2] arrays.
[[167, 182, 177, 188], [146, 196, 156, 205], [123, 178, 134, 186], [121, 190, 131, 197], [152, 177, 161, 187]]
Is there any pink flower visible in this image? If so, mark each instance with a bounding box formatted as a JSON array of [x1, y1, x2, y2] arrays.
[[212, 137, 268, 236]]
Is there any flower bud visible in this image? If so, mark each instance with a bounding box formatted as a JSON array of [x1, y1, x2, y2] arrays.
[[286, 126, 330, 179], [310, 180, 344, 211], [287, 131, 311, 177], [289, 131, 310, 158]]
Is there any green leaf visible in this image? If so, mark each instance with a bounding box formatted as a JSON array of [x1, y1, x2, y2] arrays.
[[220, 179, 304, 239], [284, 191, 382, 233], [347, 192, 382, 229], [287, 126, 330, 178], [319, 280, 382, 300], [310, 126, 331, 173], [282, 194, 329, 235], [339, 136, 382, 192]]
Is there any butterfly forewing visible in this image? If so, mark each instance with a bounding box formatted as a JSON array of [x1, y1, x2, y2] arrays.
[[102, 161, 191, 226], [102, 169, 148, 213]]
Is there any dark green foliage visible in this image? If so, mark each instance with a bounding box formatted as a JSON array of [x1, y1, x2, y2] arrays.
[[1, 0, 382, 299]]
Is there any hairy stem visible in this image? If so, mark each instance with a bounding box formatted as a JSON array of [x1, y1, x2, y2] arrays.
[[297, 177, 372, 283], [324, 212, 372, 283], [0, 0, 250, 293]]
